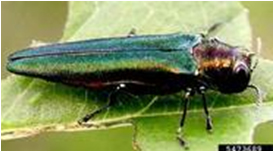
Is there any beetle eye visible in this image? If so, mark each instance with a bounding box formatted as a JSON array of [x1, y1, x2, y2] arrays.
[[234, 63, 249, 79]]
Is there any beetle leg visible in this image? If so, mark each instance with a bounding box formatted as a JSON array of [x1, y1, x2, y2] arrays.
[[176, 88, 192, 147], [78, 84, 125, 125], [248, 84, 263, 105], [127, 28, 137, 37], [199, 86, 213, 132]]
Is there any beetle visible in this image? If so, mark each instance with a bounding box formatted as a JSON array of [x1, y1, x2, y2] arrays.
[[6, 27, 260, 146]]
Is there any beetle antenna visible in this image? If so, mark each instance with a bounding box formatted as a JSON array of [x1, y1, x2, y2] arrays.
[[256, 37, 262, 56], [250, 37, 261, 72], [248, 84, 263, 106], [204, 22, 223, 38]]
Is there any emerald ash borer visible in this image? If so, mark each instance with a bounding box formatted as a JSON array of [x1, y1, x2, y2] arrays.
[[7, 27, 261, 146]]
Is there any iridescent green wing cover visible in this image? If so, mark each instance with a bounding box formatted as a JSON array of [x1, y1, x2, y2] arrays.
[[7, 33, 201, 78]]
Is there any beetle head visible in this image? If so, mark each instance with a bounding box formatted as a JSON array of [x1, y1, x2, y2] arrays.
[[211, 48, 255, 93]]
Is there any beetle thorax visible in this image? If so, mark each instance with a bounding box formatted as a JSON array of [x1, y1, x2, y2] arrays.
[[193, 40, 235, 74]]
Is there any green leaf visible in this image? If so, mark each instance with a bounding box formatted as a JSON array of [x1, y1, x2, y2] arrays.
[[1, 1, 273, 150]]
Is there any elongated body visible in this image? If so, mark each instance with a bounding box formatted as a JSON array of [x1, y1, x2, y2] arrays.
[[7, 32, 257, 146], [7, 33, 253, 94]]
